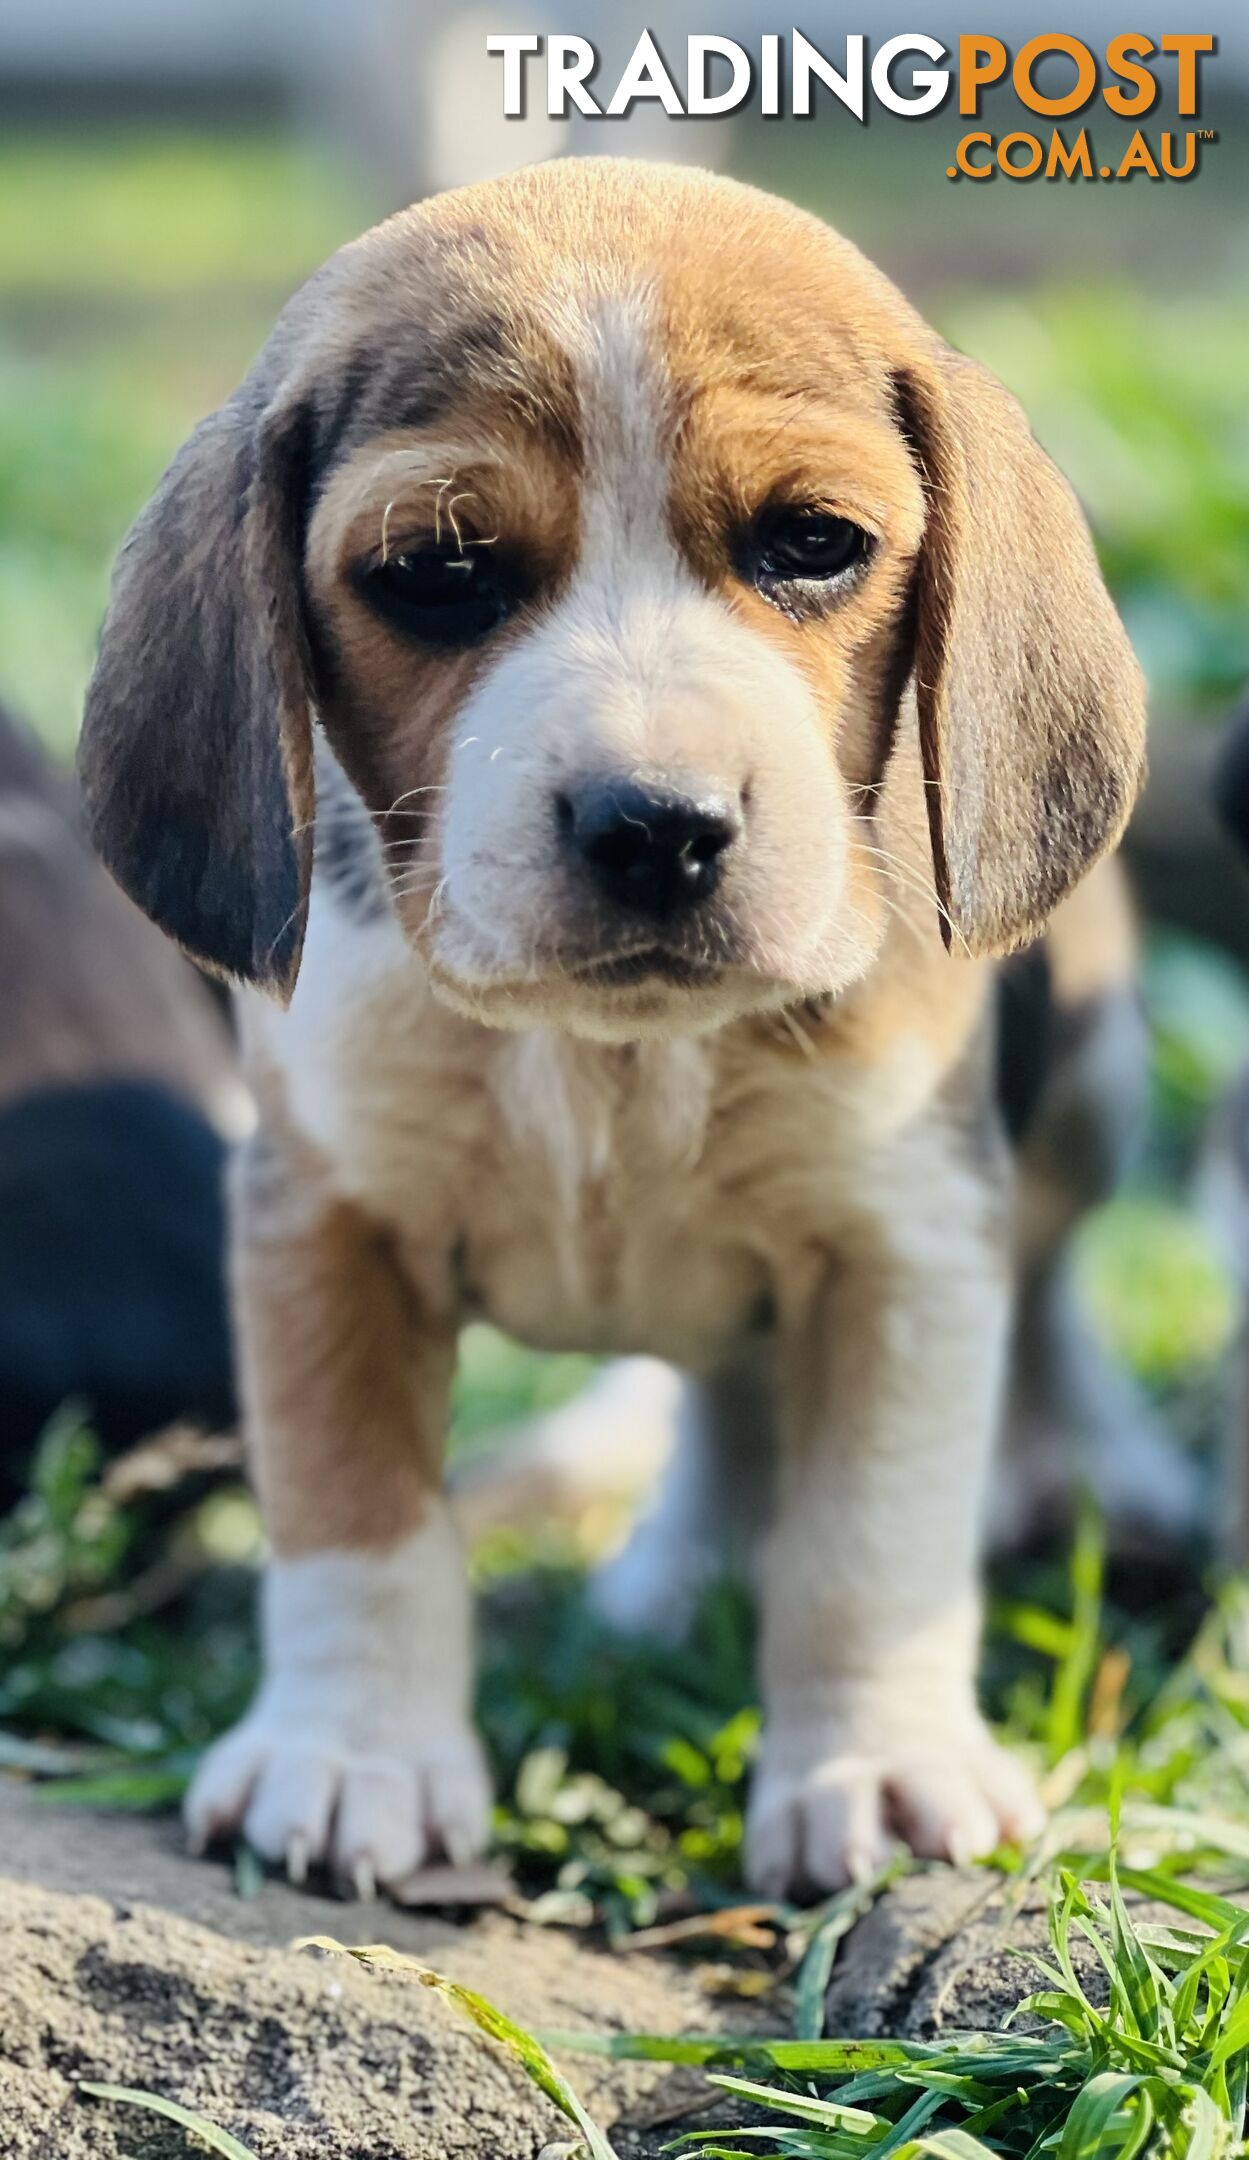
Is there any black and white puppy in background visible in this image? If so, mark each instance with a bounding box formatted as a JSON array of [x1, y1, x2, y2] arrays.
[[0, 701, 241, 1493]]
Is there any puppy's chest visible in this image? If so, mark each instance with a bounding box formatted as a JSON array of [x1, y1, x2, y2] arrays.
[[453, 1140, 763, 1363], [366, 1041, 778, 1360], [283, 997, 898, 1363]]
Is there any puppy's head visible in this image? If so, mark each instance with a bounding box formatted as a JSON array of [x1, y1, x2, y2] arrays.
[[79, 161, 1145, 1040]]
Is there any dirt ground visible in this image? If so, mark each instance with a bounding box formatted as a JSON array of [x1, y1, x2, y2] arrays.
[[0, 1776, 767, 2158], [0, 1777, 1066, 2159]]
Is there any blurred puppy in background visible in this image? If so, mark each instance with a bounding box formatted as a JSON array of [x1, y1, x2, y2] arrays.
[[80, 161, 1148, 1898], [1207, 696, 1249, 1559], [994, 859, 1199, 1554], [0, 701, 239, 1490]]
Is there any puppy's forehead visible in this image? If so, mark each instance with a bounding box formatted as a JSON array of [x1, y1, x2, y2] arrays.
[[304, 161, 917, 463]]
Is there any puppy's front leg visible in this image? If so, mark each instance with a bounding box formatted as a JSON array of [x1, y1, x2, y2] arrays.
[[748, 1141, 1043, 1896], [185, 1130, 490, 1892]]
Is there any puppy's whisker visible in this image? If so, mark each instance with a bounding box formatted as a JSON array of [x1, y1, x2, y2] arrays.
[[386, 860, 444, 891], [375, 783, 448, 817], [858, 840, 971, 957], [261, 890, 310, 970], [425, 886, 449, 932]]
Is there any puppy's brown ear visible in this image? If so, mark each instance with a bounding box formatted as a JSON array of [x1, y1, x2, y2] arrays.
[[77, 376, 315, 1000], [896, 352, 1146, 957]]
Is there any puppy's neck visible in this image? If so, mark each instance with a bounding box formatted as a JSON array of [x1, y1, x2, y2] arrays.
[[492, 1029, 713, 1210]]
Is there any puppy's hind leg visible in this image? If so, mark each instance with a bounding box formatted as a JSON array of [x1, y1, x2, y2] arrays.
[[185, 1120, 490, 1895], [589, 1351, 776, 1643]]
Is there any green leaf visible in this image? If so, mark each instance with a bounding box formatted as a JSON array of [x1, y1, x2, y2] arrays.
[[1056, 2072, 1144, 2160], [873, 2090, 945, 2157], [794, 1860, 910, 2042], [296, 1940, 619, 2160], [79, 2084, 259, 2159], [705, 2075, 882, 2133], [1175, 2082, 1226, 2160], [1046, 1498, 1104, 1765], [898, 2132, 1002, 2160], [1117, 1868, 1249, 1934], [1203, 1994, 1249, 2074], [545, 2032, 930, 2072], [1106, 1845, 1163, 2041]]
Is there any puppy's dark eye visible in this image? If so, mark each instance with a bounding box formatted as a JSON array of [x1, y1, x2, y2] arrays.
[[359, 545, 513, 648], [749, 508, 872, 588]]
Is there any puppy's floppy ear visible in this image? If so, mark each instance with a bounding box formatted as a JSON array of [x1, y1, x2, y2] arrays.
[[896, 351, 1146, 957], [77, 372, 315, 1000]]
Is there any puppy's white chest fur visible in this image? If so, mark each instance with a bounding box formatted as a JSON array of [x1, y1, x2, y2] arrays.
[[255, 892, 930, 1366]]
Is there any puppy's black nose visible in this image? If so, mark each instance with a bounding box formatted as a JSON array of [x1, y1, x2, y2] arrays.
[[561, 778, 741, 918]]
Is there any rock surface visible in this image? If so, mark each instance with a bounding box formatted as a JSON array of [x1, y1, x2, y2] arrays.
[[0, 1777, 1067, 2159], [0, 1777, 757, 2158], [824, 1866, 1057, 2036]]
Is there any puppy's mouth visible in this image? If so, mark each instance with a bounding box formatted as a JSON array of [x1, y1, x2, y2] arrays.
[[568, 943, 724, 991], [425, 917, 786, 1040], [419, 893, 800, 1039]]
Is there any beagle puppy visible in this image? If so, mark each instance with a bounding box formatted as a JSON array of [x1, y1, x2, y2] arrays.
[[78, 159, 1145, 1898]]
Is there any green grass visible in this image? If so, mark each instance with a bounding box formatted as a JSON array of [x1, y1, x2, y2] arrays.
[[0, 131, 375, 300], [550, 1831, 1249, 2159], [0, 127, 377, 751]]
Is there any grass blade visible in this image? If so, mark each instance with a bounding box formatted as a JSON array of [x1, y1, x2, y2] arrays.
[[793, 1860, 909, 2042], [545, 2033, 930, 2072], [1046, 1495, 1104, 1764], [79, 2084, 258, 2158], [896, 2132, 1001, 2160], [1203, 1994, 1249, 2074], [705, 2075, 883, 2133], [1105, 1841, 1163, 2042], [1055, 2071, 1144, 2160], [873, 2089, 946, 2156], [1116, 1869, 1249, 1940], [1176, 2082, 1225, 2160], [297, 1938, 619, 2160]]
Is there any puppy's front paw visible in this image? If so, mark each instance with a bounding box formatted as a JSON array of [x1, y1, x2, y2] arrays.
[[185, 1699, 492, 1895], [745, 1717, 1043, 1898]]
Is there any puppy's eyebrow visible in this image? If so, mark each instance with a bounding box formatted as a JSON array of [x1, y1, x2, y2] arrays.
[[322, 441, 507, 558], [310, 314, 514, 476]]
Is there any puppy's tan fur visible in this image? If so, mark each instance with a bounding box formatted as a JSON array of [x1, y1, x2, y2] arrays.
[[79, 161, 1145, 1895]]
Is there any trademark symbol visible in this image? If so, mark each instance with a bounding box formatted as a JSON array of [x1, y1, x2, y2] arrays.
[[1200, 129, 1217, 140]]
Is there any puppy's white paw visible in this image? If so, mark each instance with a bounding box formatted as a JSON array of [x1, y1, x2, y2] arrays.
[[185, 1700, 492, 1892], [745, 1717, 1043, 1898], [186, 1517, 489, 1894]]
